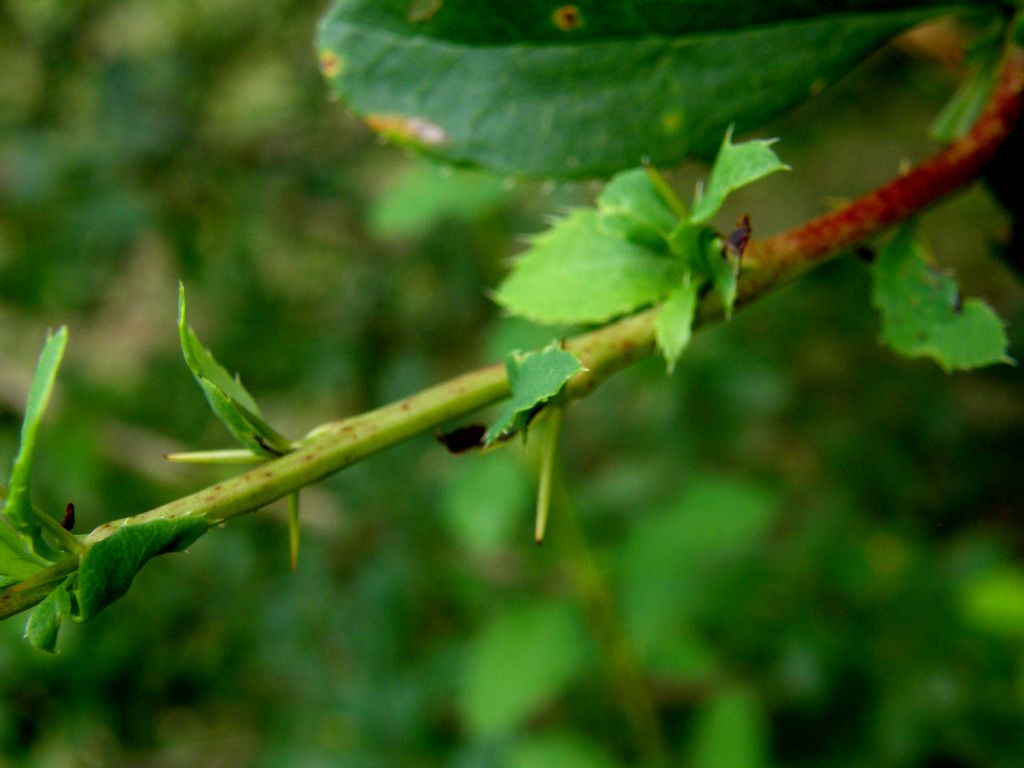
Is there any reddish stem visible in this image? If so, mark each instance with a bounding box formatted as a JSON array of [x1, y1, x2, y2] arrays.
[[744, 45, 1024, 295]]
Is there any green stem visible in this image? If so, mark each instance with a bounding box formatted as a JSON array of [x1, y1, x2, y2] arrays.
[[0, 556, 79, 619], [34, 508, 86, 555]]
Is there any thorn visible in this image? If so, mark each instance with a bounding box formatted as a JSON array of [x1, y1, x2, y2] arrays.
[[61, 503, 75, 532]]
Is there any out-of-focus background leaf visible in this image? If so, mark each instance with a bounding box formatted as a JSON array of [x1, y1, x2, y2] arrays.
[[0, 3, 1022, 766]]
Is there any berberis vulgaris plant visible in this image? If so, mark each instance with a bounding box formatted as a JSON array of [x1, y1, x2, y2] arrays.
[[1, 1, 1022, 653]]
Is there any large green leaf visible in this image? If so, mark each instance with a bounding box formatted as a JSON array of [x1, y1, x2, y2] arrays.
[[318, 1, 983, 176]]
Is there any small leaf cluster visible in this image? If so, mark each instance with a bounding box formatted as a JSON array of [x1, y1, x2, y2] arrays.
[[3, 288, 308, 652], [0, 329, 209, 652], [484, 345, 585, 445], [495, 130, 789, 370]]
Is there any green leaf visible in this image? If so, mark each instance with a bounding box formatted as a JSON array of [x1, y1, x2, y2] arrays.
[[959, 566, 1024, 639], [872, 226, 1011, 371], [459, 599, 591, 738], [74, 516, 210, 621], [0, 540, 47, 588], [691, 688, 770, 768], [596, 168, 678, 250], [441, 453, 532, 554], [493, 209, 684, 324], [690, 130, 789, 224], [178, 284, 292, 456], [507, 733, 617, 768], [617, 476, 777, 654], [319, 2, 971, 176], [369, 161, 509, 239], [1, 327, 67, 553], [655, 280, 700, 372], [484, 346, 584, 445], [24, 577, 72, 653]]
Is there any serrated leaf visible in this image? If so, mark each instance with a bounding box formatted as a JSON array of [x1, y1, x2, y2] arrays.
[[872, 226, 1011, 371], [319, 2, 976, 176], [691, 130, 789, 223], [74, 516, 210, 621], [484, 346, 584, 445], [178, 284, 292, 456], [655, 281, 700, 372], [24, 577, 72, 653], [2, 327, 67, 555], [494, 209, 684, 324], [459, 599, 591, 738], [597, 168, 678, 249]]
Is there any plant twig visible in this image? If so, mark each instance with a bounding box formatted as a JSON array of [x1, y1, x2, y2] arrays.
[[2, 44, 1021, 623], [740, 44, 1024, 298]]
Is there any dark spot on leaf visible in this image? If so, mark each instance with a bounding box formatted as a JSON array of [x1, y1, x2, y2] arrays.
[[436, 424, 486, 454], [552, 5, 583, 31], [954, 290, 963, 314], [61, 503, 75, 531]]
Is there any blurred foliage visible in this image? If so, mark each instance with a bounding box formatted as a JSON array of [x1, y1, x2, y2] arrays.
[[1, 3, 1023, 767]]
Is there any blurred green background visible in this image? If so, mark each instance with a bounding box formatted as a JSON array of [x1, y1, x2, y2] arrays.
[[1, 2, 1023, 766]]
